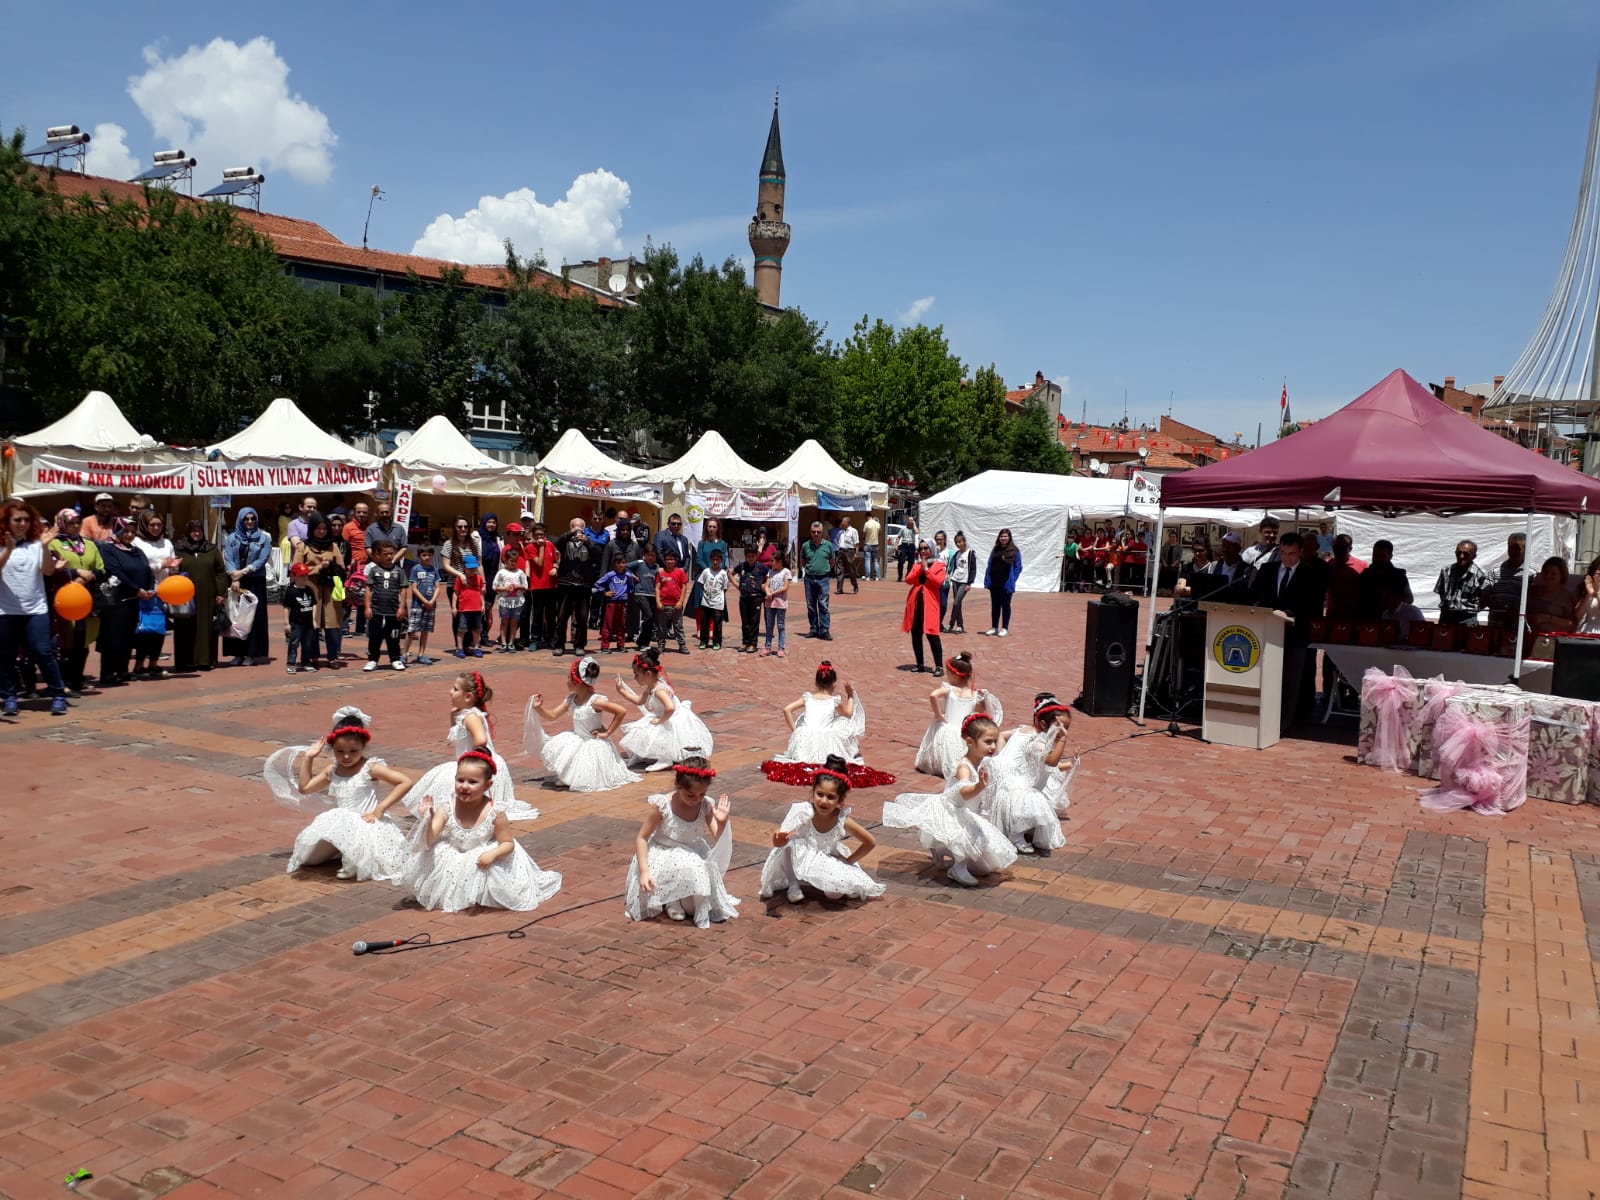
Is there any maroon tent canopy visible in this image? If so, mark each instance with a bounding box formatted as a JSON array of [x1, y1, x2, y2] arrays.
[[1162, 369, 1600, 516]]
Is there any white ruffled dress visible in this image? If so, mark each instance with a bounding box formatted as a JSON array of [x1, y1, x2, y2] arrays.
[[914, 690, 1004, 776], [620, 685, 714, 766], [989, 729, 1068, 850], [883, 763, 1018, 875], [400, 799, 562, 912], [525, 693, 641, 792], [623, 794, 739, 927], [265, 751, 409, 881], [779, 692, 868, 764], [758, 802, 886, 901], [399, 708, 540, 822]]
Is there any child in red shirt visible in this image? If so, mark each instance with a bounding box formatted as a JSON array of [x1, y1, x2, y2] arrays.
[[454, 555, 487, 659], [654, 551, 689, 654]]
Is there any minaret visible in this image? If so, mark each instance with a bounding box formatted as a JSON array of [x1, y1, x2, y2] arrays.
[[748, 94, 790, 309]]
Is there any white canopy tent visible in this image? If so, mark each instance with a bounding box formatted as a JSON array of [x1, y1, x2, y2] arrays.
[[767, 439, 889, 509], [7, 390, 191, 498], [387, 414, 535, 498], [638, 431, 789, 492], [535, 428, 660, 511], [196, 397, 383, 495], [917, 470, 1253, 592]]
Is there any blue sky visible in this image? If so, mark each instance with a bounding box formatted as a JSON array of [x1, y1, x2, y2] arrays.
[[5, 1, 1600, 442]]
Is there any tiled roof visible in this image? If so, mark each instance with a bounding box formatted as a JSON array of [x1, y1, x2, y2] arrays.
[[1142, 450, 1194, 470], [33, 166, 613, 304]]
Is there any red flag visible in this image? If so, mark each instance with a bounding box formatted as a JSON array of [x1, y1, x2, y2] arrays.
[[1280, 382, 1287, 412], [1116, 433, 1125, 450]]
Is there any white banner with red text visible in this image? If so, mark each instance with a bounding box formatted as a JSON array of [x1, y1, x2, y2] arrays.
[[538, 471, 662, 505], [27, 453, 192, 495], [191, 460, 384, 496]]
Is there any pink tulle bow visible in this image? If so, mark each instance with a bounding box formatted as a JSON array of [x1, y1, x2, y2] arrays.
[[1361, 666, 1414, 772], [1420, 701, 1527, 815]]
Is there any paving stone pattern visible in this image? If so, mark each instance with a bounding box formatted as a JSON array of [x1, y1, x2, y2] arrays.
[[3, 588, 1599, 1199]]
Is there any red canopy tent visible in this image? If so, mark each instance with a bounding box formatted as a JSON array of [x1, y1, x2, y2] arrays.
[[1162, 369, 1600, 516], [1140, 369, 1600, 722]]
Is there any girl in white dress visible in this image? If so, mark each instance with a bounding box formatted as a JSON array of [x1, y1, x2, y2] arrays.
[[265, 706, 414, 881], [385, 671, 541, 822], [759, 756, 886, 904], [618, 648, 715, 772], [914, 651, 1003, 776], [762, 661, 896, 788], [523, 655, 640, 792], [399, 750, 563, 912], [885, 713, 1017, 887], [624, 755, 738, 927], [990, 694, 1075, 854]]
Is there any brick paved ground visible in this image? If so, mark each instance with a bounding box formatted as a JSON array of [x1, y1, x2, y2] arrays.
[[3, 585, 1599, 1200]]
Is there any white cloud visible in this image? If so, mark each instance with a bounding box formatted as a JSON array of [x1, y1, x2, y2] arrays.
[[1055, 373, 1072, 396], [412, 170, 631, 266], [128, 37, 336, 185], [85, 123, 139, 181], [898, 295, 936, 325]]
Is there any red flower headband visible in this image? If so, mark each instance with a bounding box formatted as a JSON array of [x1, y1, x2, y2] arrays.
[[470, 671, 486, 702], [813, 766, 849, 784], [326, 724, 372, 744], [673, 763, 717, 778], [569, 659, 583, 687], [633, 653, 661, 674], [960, 712, 990, 737], [1034, 701, 1071, 721], [945, 657, 972, 677], [458, 748, 498, 776]]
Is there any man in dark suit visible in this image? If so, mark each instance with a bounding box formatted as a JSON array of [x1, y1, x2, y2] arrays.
[[1251, 531, 1326, 730]]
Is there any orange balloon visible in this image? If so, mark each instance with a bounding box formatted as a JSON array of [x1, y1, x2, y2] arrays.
[[156, 574, 196, 606], [54, 581, 93, 621]]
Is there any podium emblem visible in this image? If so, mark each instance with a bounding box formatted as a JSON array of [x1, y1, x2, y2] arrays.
[[1213, 624, 1260, 673]]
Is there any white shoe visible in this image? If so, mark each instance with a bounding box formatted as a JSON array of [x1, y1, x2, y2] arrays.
[[645, 761, 672, 772], [981, 628, 996, 636], [665, 900, 687, 921], [786, 885, 804, 903], [998, 628, 1010, 638], [363, 661, 377, 672], [393, 660, 406, 671], [948, 863, 979, 887], [1014, 839, 1035, 854], [336, 865, 357, 880]]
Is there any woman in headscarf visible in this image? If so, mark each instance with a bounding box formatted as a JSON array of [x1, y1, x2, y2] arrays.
[[132, 510, 179, 678], [49, 507, 106, 695], [173, 518, 229, 672], [98, 516, 156, 686], [293, 514, 347, 664], [479, 513, 502, 641], [982, 527, 1023, 638], [223, 507, 273, 666]]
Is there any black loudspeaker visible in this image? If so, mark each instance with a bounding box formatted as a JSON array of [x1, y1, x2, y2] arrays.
[[1080, 597, 1139, 716], [1552, 637, 1600, 701]]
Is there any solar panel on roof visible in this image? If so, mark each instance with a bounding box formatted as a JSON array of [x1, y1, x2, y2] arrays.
[[131, 162, 188, 182], [200, 178, 258, 197], [22, 142, 62, 158]]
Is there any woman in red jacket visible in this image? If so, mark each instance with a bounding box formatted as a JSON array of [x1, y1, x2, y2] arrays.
[[903, 539, 948, 675], [517, 523, 560, 650]]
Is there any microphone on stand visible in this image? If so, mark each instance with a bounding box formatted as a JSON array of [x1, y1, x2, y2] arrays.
[[352, 937, 409, 956]]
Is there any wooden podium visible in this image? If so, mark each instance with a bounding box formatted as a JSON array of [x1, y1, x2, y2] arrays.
[[1198, 602, 1289, 749]]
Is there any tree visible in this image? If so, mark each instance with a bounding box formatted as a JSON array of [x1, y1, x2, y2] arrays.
[[282, 285, 393, 437], [1005, 396, 1073, 475], [4, 156, 302, 440], [832, 317, 970, 492], [377, 266, 492, 432], [483, 248, 631, 450], [624, 245, 836, 464]]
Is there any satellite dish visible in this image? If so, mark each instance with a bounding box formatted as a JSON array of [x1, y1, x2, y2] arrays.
[[635, 272, 652, 288], [608, 273, 628, 293], [1138, 447, 1150, 460], [394, 430, 414, 447], [1088, 458, 1102, 472]]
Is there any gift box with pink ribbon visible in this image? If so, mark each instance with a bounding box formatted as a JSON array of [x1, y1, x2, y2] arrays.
[[1419, 691, 1531, 816], [1410, 678, 1472, 779], [1358, 666, 1428, 772]]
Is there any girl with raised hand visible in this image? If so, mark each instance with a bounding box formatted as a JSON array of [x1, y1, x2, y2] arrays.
[[624, 754, 738, 927], [264, 705, 414, 881], [913, 651, 1003, 776], [617, 647, 715, 772], [523, 654, 640, 792], [884, 713, 1017, 887], [990, 693, 1075, 854], [400, 750, 562, 912], [389, 670, 541, 822], [759, 755, 885, 904], [762, 661, 896, 788]]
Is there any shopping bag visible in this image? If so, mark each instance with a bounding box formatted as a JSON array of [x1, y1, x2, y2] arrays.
[[136, 597, 168, 636], [330, 576, 346, 603], [227, 590, 259, 640]]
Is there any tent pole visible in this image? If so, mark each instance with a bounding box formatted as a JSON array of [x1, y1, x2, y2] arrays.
[[1512, 509, 1535, 685], [1134, 508, 1166, 726]]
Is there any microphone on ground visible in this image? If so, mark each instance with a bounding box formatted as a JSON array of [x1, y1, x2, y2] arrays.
[[352, 938, 408, 955]]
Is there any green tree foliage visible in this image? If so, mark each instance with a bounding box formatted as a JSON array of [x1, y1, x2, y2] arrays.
[[484, 249, 631, 448], [833, 317, 970, 492], [625, 245, 837, 465], [282, 285, 391, 437], [376, 265, 492, 433], [1006, 396, 1073, 475]]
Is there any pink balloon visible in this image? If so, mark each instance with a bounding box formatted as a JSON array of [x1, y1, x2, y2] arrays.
[[430, 474, 447, 493]]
